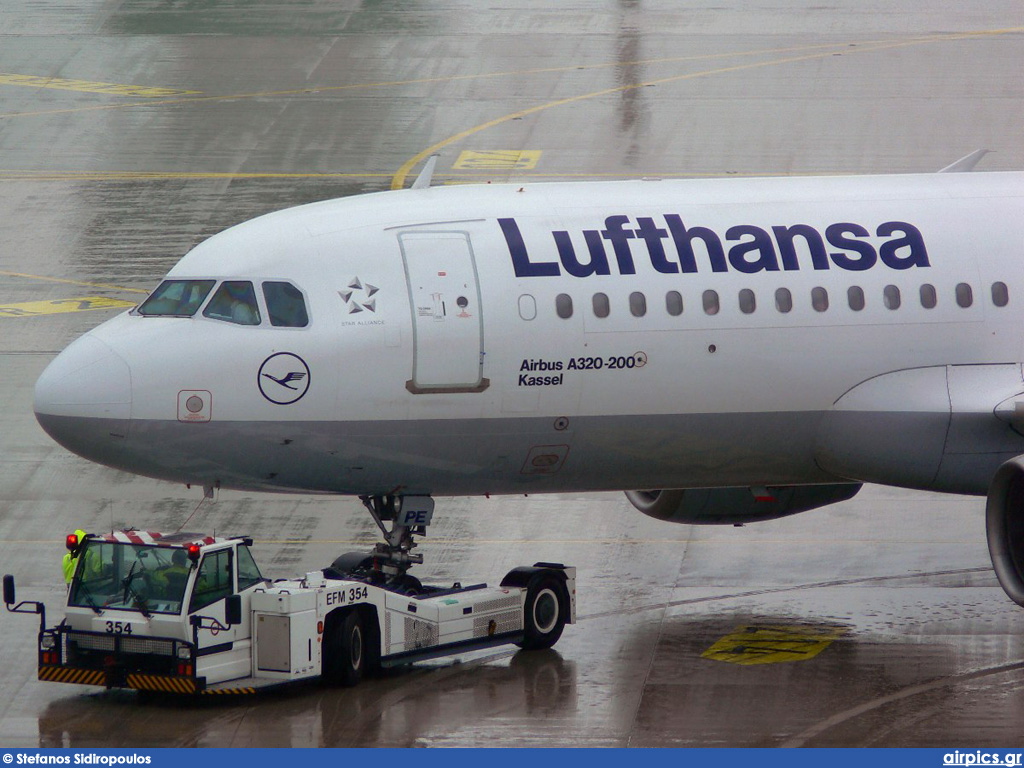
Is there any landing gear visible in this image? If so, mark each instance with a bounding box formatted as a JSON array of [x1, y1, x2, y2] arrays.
[[360, 495, 433, 575], [324, 495, 435, 591]]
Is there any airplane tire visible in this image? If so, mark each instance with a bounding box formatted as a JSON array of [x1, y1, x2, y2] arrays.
[[324, 551, 374, 580], [519, 574, 568, 650], [394, 574, 422, 596], [324, 610, 365, 686]]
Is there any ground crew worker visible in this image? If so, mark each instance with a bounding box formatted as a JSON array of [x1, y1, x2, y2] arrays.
[[152, 549, 192, 600], [62, 529, 87, 585]]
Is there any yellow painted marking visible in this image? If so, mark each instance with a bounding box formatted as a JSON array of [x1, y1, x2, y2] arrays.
[[4, 28, 1019, 124], [390, 26, 1024, 190], [0, 170, 823, 183], [0, 296, 136, 318], [0, 270, 149, 294], [0, 73, 199, 97], [0, 41, 853, 121], [0, 171, 390, 182], [452, 150, 542, 171], [702, 624, 847, 666]]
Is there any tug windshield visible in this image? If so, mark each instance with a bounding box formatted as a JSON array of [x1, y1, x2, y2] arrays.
[[69, 542, 192, 615]]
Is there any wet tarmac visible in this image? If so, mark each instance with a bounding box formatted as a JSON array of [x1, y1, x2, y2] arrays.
[[3, 0, 1024, 749]]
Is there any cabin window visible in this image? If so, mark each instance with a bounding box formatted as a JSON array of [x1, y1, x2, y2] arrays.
[[738, 289, 756, 314], [883, 285, 901, 310], [811, 287, 829, 312], [956, 283, 973, 308], [702, 290, 719, 316], [665, 291, 683, 316], [920, 284, 937, 309], [992, 282, 1009, 307], [555, 293, 573, 319], [592, 292, 610, 318], [263, 281, 309, 327], [203, 281, 261, 326], [629, 291, 647, 317], [518, 294, 537, 321], [847, 286, 865, 312], [138, 279, 215, 317], [775, 287, 792, 313]]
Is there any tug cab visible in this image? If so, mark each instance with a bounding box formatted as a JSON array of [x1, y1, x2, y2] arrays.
[[46, 531, 264, 692]]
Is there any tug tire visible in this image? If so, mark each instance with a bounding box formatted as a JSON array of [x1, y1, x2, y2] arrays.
[[519, 573, 568, 650]]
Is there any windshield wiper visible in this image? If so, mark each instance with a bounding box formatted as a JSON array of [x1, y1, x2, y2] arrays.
[[129, 590, 151, 618], [121, 563, 152, 618], [73, 580, 103, 615]]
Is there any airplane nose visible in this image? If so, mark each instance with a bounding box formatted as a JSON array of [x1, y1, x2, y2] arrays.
[[34, 335, 133, 460]]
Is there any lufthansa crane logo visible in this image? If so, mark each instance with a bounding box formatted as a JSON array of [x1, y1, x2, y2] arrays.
[[258, 352, 311, 405]]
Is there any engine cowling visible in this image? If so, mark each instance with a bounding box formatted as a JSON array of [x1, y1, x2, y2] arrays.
[[624, 484, 862, 525], [985, 457, 1024, 606]]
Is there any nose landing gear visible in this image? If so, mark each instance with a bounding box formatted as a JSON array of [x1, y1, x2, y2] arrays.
[[347, 494, 434, 588]]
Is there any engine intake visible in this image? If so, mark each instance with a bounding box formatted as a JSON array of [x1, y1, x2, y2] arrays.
[[986, 457, 1024, 606], [625, 484, 861, 525]]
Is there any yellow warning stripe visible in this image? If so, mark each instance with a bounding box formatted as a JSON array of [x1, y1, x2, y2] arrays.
[[38, 666, 106, 686], [126, 673, 197, 694], [38, 666, 259, 694], [0, 73, 199, 97]]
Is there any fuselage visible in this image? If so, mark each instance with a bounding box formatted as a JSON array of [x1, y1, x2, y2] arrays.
[[34, 173, 1024, 497]]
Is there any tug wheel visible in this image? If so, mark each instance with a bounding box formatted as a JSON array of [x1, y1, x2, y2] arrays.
[[519, 574, 568, 650], [324, 610, 365, 686]]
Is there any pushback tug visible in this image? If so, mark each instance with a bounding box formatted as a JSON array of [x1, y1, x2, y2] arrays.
[[4, 496, 575, 694]]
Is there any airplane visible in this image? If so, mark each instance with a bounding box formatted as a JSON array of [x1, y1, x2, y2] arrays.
[[31, 154, 1024, 605]]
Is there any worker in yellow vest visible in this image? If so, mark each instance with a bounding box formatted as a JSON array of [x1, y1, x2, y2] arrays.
[[62, 529, 88, 585]]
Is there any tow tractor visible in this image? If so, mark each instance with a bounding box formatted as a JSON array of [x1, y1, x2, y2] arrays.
[[3, 495, 575, 695]]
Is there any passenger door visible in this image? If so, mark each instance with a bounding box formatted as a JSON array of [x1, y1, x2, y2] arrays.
[[399, 231, 488, 393]]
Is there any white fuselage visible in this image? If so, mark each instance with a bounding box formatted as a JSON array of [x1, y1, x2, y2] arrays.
[[34, 173, 1024, 497]]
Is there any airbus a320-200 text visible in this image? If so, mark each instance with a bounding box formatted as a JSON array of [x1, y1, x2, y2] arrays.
[[517, 355, 644, 386]]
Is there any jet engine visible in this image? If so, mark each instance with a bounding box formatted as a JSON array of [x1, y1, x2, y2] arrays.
[[624, 484, 862, 525], [985, 457, 1024, 606]]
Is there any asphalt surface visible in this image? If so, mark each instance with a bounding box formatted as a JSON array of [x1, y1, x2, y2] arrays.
[[2, 0, 1024, 748]]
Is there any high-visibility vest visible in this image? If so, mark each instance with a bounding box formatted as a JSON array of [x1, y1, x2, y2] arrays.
[[63, 529, 87, 584], [62, 552, 78, 584]]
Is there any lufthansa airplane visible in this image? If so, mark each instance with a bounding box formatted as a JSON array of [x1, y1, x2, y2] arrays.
[[32, 158, 1024, 604]]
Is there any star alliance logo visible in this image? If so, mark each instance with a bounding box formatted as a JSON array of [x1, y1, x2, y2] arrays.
[[340, 277, 379, 314]]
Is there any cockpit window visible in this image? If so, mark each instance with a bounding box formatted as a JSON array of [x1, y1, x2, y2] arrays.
[[137, 280, 215, 317], [203, 281, 261, 325], [262, 281, 309, 327]]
